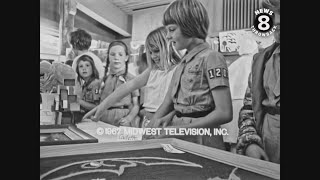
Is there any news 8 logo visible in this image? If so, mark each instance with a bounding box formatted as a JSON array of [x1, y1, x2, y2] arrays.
[[251, 8, 277, 37]]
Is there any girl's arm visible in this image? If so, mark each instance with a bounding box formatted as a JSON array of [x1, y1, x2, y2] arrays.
[[82, 106, 97, 120], [94, 68, 151, 120], [78, 99, 98, 111], [148, 110, 176, 128], [172, 86, 232, 129]]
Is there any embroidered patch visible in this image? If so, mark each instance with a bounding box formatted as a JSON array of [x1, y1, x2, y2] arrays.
[[208, 68, 228, 79]]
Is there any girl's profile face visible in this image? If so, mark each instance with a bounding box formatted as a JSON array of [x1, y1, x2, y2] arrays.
[[109, 45, 128, 70], [166, 24, 189, 51], [149, 46, 161, 68], [78, 60, 93, 80]]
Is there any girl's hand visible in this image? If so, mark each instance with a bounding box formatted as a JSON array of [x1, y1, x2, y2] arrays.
[[82, 107, 97, 120], [147, 117, 169, 128], [118, 116, 132, 127], [147, 112, 174, 128], [245, 144, 270, 161], [91, 115, 100, 122], [94, 105, 105, 121]]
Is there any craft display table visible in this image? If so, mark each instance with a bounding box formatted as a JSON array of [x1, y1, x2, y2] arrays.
[[40, 138, 280, 180]]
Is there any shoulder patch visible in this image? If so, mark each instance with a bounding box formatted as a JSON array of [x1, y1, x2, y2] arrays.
[[208, 68, 228, 79]]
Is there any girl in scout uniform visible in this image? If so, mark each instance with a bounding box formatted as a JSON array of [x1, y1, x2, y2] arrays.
[[75, 55, 101, 119], [146, 0, 233, 150], [98, 41, 140, 127], [83, 26, 181, 127]]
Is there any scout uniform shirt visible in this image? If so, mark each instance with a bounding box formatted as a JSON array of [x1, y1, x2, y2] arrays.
[[171, 42, 229, 115], [80, 78, 101, 112], [169, 42, 229, 149], [99, 70, 139, 126]]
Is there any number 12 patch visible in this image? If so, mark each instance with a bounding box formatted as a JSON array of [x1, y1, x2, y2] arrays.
[[208, 68, 228, 79]]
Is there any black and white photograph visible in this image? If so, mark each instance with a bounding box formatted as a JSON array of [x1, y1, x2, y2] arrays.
[[40, 0, 280, 179]]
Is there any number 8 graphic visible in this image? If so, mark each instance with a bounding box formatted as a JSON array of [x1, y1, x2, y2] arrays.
[[258, 15, 270, 31]]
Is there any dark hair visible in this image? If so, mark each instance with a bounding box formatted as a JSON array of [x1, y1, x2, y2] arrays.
[[145, 26, 181, 70], [162, 0, 209, 40], [75, 55, 99, 87], [69, 29, 92, 51], [261, 0, 280, 14], [103, 40, 130, 82], [65, 60, 73, 67]]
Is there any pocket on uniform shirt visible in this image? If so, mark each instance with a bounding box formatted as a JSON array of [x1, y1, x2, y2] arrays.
[[85, 92, 94, 102], [182, 67, 202, 90]]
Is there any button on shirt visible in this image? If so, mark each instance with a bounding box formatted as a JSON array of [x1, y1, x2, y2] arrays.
[[170, 42, 230, 114]]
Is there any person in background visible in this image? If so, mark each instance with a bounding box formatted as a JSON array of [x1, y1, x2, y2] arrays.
[[236, 0, 280, 164], [83, 26, 181, 128], [146, 0, 233, 150], [98, 40, 140, 127], [74, 55, 101, 122], [69, 29, 104, 79], [221, 38, 259, 153]]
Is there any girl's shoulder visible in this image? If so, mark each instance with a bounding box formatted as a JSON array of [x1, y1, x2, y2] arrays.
[[88, 78, 102, 88], [197, 49, 226, 64], [199, 48, 223, 58]]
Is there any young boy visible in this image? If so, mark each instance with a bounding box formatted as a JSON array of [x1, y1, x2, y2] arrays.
[[146, 0, 233, 150]]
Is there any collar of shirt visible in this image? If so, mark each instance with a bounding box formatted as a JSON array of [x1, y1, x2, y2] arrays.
[[182, 42, 210, 63], [108, 69, 126, 82]]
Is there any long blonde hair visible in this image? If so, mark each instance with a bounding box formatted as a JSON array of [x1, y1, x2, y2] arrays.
[[145, 26, 180, 71]]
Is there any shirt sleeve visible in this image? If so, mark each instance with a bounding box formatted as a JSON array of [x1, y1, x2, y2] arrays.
[[236, 73, 263, 155], [205, 52, 230, 90]]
